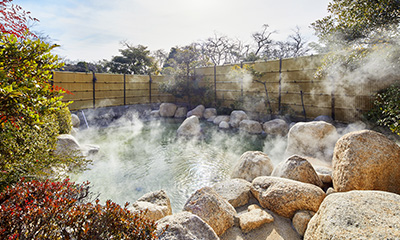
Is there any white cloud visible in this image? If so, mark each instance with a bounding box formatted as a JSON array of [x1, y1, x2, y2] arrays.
[[17, 0, 330, 61]]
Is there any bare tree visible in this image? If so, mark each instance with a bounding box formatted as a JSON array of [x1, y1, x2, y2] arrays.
[[200, 33, 235, 65], [227, 38, 251, 63], [199, 33, 255, 65], [252, 24, 277, 57], [288, 26, 310, 57], [267, 26, 310, 59]]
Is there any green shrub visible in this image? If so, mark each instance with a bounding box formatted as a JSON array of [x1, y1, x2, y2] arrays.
[[55, 106, 72, 134], [0, 112, 88, 190], [366, 84, 400, 136], [0, 179, 163, 239], [159, 76, 215, 107], [0, 34, 87, 190]]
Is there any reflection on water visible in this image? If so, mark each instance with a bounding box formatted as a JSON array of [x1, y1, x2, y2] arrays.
[[73, 118, 266, 212]]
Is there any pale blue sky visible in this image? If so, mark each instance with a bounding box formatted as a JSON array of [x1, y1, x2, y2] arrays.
[[16, 0, 331, 62]]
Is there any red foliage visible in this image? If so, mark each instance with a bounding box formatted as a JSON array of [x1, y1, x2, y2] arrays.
[[52, 84, 74, 95], [0, 0, 38, 38], [0, 179, 161, 239]]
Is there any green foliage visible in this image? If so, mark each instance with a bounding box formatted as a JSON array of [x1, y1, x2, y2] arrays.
[[0, 33, 87, 190], [366, 84, 400, 135], [107, 43, 158, 75], [312, 0, 400, 44], [60, 60, 109, 73], [162, 45, 209, 75], [0, 34, 65, 126], [0, 179, 163, 239], [160, 76, 214, 107], [160, 45, 214, 107], [311, 0, 400, 78], [55, 106, 72, 134]]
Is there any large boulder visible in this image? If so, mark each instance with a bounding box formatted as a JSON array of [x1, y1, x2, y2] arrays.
[[229, 110, 248, 128], [203, 108, 217, 120], [231, 151, 274, 182], [304, 190, 400, 239], [56, 134, 99, 157], [56, 134, 81, 153], [174, 107, 187, 118], [285, 121, 338, 161], [71, 114, 80, 128], [332, 130, 400, 194], [251, 176, 326, 218], [156, 211, 219, 240], [159, 103, 177, 117], [55, 134, 81, 156], [183, 187, 236, 236], [263, 119, 289, 136], [271, 155, 323, 187], [213, 115, 230, 125], [239, 120, 263, 134], [187, 105, 205, 118], [212, 178, 252, 208], [131, 190, 172, 221], [177, 116, 201, 138]]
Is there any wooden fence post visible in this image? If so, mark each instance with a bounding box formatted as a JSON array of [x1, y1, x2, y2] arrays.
[[300, 90, 306, 120], [92, 71, 97, 109], [149, 73, 152, 104], [278, 58, 282, 113], [331, 77, 336, 120], [214, 64, 217, 103], [240, 62, 243, 98], [123, 74, 126, 105]]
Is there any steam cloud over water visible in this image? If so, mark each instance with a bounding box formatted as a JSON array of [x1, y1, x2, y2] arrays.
[[72, 113, 267, 212]]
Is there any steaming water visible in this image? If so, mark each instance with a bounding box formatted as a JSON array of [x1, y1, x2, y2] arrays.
[[72, 117, 267, 212]]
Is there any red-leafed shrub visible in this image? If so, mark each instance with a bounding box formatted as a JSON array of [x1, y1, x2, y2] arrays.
[[0, 179, 162, 239]]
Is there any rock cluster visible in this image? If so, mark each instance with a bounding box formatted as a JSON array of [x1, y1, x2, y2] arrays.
[[157, 104, 291, 136], [55, 134, 99, 157], [130, 190, 172, 221], [73, 106, 400, 239]]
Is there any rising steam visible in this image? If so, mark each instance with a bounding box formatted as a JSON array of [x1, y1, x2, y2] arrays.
[[72, 111, 265, 212]]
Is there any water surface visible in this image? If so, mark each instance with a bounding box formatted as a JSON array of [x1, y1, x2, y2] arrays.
[[73, 117, 268, 212]]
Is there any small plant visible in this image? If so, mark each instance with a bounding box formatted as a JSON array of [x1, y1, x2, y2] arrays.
[[55, 106, 73, 134], [159, 76, 214, 107], [229, 64, 274, 114], [0, 179, 163, 239], [366, 84, 400, 136]]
